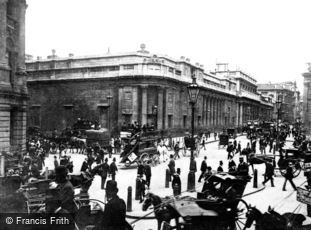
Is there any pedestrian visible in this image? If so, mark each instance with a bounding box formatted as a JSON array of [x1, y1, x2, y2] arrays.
[[217, 160, 224, 173], [100, 158, 110, 189], [214, 132, 217, 141], [54, 156, 59, 170], [97, 180, 129, 229], [144, 161, 152, 189], [198, 156, 208, 182], [282, 162, 297, 191], [137, 160, 145, 178], [228, 155, 237, 173], [109, 157, 118, 181], [227, 142, 234, 159], [54, 166, 77, 214], [201, 136, 206, 150], [174, 141, 180, 159], [80, 158, 88, 172], [237, 157, 249, 176], [168, 154, 176, 180], [262, 159, 275, 187], [236, 141, 241, 154], [251, 140, 257, 153], [137, 175, 146, 203]]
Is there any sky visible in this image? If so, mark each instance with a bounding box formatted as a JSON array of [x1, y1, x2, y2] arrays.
[[25, 0, 311, 92]]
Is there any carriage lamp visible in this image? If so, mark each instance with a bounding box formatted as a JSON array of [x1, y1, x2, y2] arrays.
[[187, 74, 200, 191]]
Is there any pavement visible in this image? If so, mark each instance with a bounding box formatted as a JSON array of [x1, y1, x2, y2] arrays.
[[44, 134, 311, 230]]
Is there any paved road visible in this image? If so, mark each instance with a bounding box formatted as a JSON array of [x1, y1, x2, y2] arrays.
[[44, 135, 310, 230]]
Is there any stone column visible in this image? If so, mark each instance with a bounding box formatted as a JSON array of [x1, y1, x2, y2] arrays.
[[157, 87, 164, 130], [0, 104, 11, 152], [17, 0, 26, 72], [0, 0, 8, 67], [140, 86, 147, 126], [240, 103, 243, 126], [117, 87, 123, 126]]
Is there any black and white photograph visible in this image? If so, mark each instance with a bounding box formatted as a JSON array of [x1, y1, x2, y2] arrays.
[[1, 0, 311, 229]]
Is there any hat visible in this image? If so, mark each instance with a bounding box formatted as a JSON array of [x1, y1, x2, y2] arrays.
[[55, 165, 68, 177], [106, 180, 118, 194]]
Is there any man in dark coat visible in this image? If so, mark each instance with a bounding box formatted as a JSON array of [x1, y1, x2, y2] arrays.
[[109, 157, 118, 181], [81, 158, 89, 172], [54, 156, 59, 170], [137, 175, 146, 203], [55, 166, 77, 214], [96, 180, 129, 230], [282, 162, 297, 191], [173, 141, 180, 160], [168, 154, 176, 180], [227, 142, 235, 160], [100, 158, 110, 189], [237, 157, 249, 176], [137, 161, 145, 178], [144, 161, 152, 189], [262, 159, 275, 187], [198, 156, 208, 182], [217, 160, 224, 173]]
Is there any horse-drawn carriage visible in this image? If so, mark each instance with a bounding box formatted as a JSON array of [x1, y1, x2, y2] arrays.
[[277, 147, 304, 178], [143, 173, 251, 230], [120, 131, 160, 167]]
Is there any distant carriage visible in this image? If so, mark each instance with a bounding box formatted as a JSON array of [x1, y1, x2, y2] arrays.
[[120, 131, 160, 167]]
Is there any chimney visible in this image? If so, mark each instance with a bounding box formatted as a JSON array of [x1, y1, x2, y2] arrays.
[[37, 56, 42, 60], [186, 58, 190, 62], [180, 56, 185, 60], [69, 53, 74, 58]]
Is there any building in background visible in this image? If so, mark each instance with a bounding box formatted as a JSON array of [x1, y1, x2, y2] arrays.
[[0, 0, 28, 152], [257, 81, 300, 123], [303, 64, 311, 132], [25, 45, 273, 136]]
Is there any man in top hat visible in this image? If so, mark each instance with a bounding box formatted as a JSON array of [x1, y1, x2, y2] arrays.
[[282, 162, 297, 191], [55, 165, 76, 214], [237, 157, 249, 176], [262, 158, 275, 187], [98, 180, 128, 230]]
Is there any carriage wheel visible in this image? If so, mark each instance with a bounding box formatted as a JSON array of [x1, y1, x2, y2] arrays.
[[279, 162, 301, 178], [235, 199, 249, 230], [140, 153, 149, 163]]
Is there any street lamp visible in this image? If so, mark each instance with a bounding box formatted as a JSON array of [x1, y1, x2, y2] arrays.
[[107, 95, 113, 131], [275, 94, 282, 154], [187, 75, 200, 191]]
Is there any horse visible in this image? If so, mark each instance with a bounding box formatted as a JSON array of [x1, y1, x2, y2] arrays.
[[142, 193, 179, 230], [245, 205, 309, 230]]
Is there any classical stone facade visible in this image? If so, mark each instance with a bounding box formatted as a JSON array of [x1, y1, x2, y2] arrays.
[[257, 82, 300, 123], [26, 47, 273, 136], [0, 0, 28, 151]]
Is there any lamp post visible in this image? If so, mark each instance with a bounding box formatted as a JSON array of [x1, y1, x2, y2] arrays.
[[107, 95, 113, 131], [275, 94, 282, 154], [187, 75, 200, 191]]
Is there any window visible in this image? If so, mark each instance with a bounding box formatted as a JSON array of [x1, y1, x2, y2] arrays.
[[108, 66, 120, 71], [123, 65, 135, 70], [168, 67, 174, 73], [168, 115, 173, 128], [183, 115, 187, 128], [175, 70, 182, 76]]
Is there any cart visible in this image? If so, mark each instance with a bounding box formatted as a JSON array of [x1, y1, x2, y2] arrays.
[[277, 148, 304, 178], [120, 131, 160, 167], [163, 173, 251, 230]]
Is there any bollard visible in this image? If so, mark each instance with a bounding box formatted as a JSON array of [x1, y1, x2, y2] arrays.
[[127, 186, 132, 212], [135, 177, 140, 200], [0, 155, 5, 177], [165, 169, 170, 188], [187, 171, 195, 192], [253, 169, 258, 188], [45, 167, 48, 180]]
